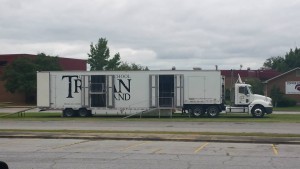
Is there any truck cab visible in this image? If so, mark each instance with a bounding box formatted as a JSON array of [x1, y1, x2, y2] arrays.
[[226, 79, 273, 118]]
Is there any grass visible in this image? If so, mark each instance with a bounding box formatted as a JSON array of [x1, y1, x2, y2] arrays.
[[273, 105, 300, 111], [1, 112, 300, 123]]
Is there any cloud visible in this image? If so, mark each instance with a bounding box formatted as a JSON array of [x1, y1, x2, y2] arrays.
[[1, 0, 300, 70]]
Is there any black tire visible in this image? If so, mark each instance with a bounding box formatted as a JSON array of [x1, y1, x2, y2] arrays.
[[251, 105, 265, 118], [207, 106, 220, 118], [192, 106, 205, 117], [63, 108, 75, 117], [78, 108, 90, 117], [0, 161, 9, 169]]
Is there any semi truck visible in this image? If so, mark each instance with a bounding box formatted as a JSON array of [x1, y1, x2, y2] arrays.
[[37, 70, 273, 118]]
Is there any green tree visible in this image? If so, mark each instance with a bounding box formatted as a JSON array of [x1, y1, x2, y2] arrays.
[[263, 47, 300, 72], [2, 53, 61, 103], [245, 78, 264, 95], [106, 53, 121, 70], [35, 53, 61, 71], [87, 38, 121, 70], [117, 62, 149, 71]]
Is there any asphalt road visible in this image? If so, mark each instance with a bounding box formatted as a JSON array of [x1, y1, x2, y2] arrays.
[[1, 138, 300, 169]]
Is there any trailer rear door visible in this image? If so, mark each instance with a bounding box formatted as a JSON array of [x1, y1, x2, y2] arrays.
[[37, 72, 50, 107]]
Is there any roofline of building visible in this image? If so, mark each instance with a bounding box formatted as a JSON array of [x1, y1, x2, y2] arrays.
[[263, 67, 300, 83], [0, 54, 87, 61]]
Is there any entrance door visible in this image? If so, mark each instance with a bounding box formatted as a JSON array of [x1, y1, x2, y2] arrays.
[[149, 74, 183, 108], [159, 75, 174, 107], [90, 75, 106, 107]]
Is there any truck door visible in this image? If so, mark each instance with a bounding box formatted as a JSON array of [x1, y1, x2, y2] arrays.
[[236, 86, 250, 105]]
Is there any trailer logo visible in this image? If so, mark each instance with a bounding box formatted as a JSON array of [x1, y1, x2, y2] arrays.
[[62, 75, 132, 101], [62, 75, 81, 98], [296, 84, 300, 91], [114, 75, 131, 101]]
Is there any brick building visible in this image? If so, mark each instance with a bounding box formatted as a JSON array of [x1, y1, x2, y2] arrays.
[[0, 54, 87, 104], [263, 67, 300, 104], [221, 69, 280, 89]]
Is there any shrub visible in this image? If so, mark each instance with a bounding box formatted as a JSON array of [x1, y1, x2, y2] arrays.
[[277, 97, 297, 107]]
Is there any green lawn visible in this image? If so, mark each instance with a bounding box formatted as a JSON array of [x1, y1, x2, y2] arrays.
[[1, 112, 300, 123], [273, 105, 300, 111]]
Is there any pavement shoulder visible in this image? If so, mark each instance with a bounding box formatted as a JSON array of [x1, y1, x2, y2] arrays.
[[1, 131, 300, 144]]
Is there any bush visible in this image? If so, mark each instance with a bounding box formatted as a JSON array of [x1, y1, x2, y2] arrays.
[[277, 97, 297, 107]]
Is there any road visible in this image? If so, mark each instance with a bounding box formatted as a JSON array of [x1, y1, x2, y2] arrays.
[[0, 138, 299, 169], [0, 120, 299, 134]]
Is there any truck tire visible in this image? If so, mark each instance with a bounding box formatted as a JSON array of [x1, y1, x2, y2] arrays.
[[251, 105, 265, 118], [192, 106, 205, 117], [78, 108, 90, 117], [207, 106, 220, 118], [63, 108, 75, 117]]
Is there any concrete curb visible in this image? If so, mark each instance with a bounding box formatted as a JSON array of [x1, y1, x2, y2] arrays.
[[1, 131, 300, 144]]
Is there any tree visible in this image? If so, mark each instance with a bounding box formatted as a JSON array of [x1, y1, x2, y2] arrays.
[[245, 78, 264, 95], [2, 53, 61, 103], [263, 47, 300, 72], [87, 38, 121, 70], [117, 62, 149, 71], [106, 53, 121, 70]]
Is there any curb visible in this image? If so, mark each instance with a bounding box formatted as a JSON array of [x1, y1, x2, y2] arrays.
[[1, 132, 300, 144]]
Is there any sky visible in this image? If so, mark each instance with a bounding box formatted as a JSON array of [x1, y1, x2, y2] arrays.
[[1, 0, 300, 70]]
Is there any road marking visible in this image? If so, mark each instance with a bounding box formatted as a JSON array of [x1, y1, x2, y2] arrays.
[[52, 140, 89, 149], [272, 144, 279, 155], [194, 142, 209, 153], [120, 141, 149, 151]]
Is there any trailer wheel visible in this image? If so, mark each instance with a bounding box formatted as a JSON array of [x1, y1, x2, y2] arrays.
[[207, 106, 220, 118], [63, 108, 75, 117], [192, 106, 205, 117], [78, 108, 90, 117], [251, 105, 265, 118]]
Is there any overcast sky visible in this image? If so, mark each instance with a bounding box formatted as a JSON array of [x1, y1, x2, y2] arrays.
[[1, 0, 300, 70]]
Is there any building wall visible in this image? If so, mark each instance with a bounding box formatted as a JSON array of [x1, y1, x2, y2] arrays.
[[221, 69, 280, 90], [265, 69, 300, 104], [0, 54, 87, 105]]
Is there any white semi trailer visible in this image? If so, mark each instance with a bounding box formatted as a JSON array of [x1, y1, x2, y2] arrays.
[[37, 70, 273, 118]]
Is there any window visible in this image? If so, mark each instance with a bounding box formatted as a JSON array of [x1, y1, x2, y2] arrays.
[[239, 86, 245, 94], [239, 86, 249, 95]]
